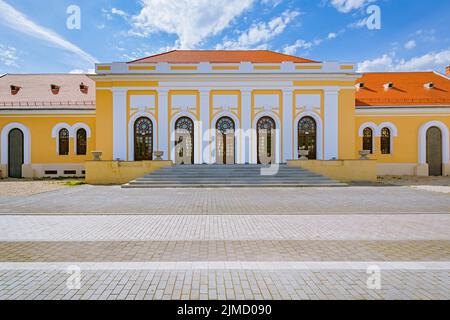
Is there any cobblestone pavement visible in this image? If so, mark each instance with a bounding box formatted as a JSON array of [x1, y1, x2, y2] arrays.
[[0, 214, 449, 241], [0, 185, 449, 214], [0, 212, 449, 300], [1, 269, 448, 300], [0, 185, 449, 300]]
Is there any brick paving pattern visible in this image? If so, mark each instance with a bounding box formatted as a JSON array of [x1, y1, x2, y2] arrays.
[[0, 185, 449, 300], [1, 185, 449, 214], [0, 269, 448, 300]]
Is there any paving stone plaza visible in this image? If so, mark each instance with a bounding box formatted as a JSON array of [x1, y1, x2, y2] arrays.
[[0, 185, 449, 300]]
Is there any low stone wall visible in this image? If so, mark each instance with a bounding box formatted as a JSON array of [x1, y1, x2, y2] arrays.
[[288, 159, 377, 182], [85, 160, 173, 185]]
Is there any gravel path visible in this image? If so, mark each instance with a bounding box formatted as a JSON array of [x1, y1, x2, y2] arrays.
[[0, 180, 69, 196]]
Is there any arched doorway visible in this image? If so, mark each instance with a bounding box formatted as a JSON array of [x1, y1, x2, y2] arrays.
[[134, 117, 153, 161], [216, 117, 235, 165], [8, 128, 24, 178], [298, 116, 317, 160], [257, 116, 276, 164], [175, 117, 194, 165], [426, 127, 442, 176]]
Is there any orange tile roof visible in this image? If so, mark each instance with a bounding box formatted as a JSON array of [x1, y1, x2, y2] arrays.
[[0, 74, 95, 110], [356, 72, 450, 106], [128, 50, 318, 64]]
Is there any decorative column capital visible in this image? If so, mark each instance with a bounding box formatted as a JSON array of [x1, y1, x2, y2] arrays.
[[282, 88, 293, 96], [111, 88, 127, 95], [158, 88, 169, 96], [324, 88, 340, 96]]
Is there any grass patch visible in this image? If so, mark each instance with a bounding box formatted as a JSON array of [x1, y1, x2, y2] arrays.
[[64, 180, 86, 187]]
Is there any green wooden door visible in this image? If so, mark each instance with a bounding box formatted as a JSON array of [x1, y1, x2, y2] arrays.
[[426, 127, 442, 176], [8, 129, 24, 178]]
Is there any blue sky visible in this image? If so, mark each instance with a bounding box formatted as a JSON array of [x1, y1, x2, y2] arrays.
[[0, 0, 449, 74]]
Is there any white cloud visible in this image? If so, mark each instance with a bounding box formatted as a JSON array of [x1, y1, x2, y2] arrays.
[[0, 0, 98, 66], [283, 30, 341, 56], [0, 44, 18, 67], [328, 32, 337, 39], [283, 40, 314, 55], [348, 17, 367, 29], [357, 49, 450, 72], [69, 68, 95, 74], [404, 40, 416, 50], [261, 0, 283, 8], [215, 10, 300, 50], [330, 0, 375, 13], [131, 0, 254, 49], [111, 8, 128, 18]]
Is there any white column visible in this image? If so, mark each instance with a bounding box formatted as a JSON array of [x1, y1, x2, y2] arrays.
[[282, 89, 293, 163], [199, 89, 211, 164], [157, 89, 169, 160], [112, 88, 127, 161], [241, 89, 252, 164], [324, 89, 339, 160]]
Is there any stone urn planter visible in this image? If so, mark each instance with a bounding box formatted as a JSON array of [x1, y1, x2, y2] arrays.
[[359, 150, 370, 160], [154, 151, 164, 161], [298, 149, 310, 160], [91, 151, 103, 161]]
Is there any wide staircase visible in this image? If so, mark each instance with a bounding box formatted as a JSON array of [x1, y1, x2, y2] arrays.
[[122, 164, 346, 188]]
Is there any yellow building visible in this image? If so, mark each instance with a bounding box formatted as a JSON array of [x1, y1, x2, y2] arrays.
[[0, 50, 449, 179]]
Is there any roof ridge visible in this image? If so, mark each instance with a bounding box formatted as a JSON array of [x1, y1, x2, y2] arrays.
[[1, 73, 92, 77], [126, 49, 318, 64], [433, 71, 450, 80], [127, 50, 178, 64], [362, 71, 436, 74]]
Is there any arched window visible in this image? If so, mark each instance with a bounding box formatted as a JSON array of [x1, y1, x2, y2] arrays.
[[362, 128, 373, 154], [175, 117, 194, 165], [76, 128, 87, 155], [298, 116, 317, 160], [380, 127, 391, 154], [216, 116, 235, 164], [134, 117, 153, 161], [257, 116, 276, 164], [58, 128, 69, 155]]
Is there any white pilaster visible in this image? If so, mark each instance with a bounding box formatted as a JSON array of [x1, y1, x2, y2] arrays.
[[324, 89, 339, 160], [282, 89, 293, 163], [112, 88, 127, 161], [241, 89, 252, 164], [157, 89, 169, 160], [199, 89, 211, 164]]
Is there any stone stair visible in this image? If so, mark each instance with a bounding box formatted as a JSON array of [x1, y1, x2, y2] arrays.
[[122, 164, 346, 188]]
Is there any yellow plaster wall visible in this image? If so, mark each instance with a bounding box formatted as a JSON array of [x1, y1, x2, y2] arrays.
[[127, 90, 159, 160], [288, 159, 377, 182], [355, 114, 450, 163], [0, 115, 96, 163], [293, 90, 324, 159], [85, 160, 173, 185], [95, 89, 113, 160], [338, 89, 356, 160], [168, 90, 200, 160], [210, 90, 242, 162], [251, 90, 283, 160]]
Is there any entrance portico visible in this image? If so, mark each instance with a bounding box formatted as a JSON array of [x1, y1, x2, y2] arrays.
[[96, 52, 356, 165]]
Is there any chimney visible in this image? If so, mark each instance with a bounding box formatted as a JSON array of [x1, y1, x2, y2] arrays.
[[446, 66, 450, 77], [383, 82, 394, 90], [355, 82, 365, 90], [10, 85, 21, 95], [79, 82, 88, 94], [50, 84, 60, 95]]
